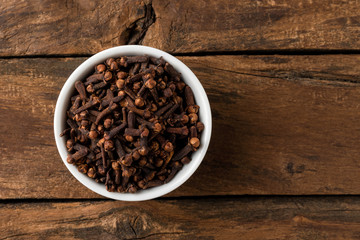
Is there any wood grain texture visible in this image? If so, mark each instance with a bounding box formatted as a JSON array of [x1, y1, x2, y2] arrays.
[[145, 0, 360, 53], [1, 0, 360, 56], [2, 55, 360, 198], [2, 197, 360, 240], [0, 0, 155, 56]]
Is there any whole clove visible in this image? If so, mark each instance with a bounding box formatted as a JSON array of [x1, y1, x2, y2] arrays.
[[61, 55, 204, 193], [85, 73, 104, 86]]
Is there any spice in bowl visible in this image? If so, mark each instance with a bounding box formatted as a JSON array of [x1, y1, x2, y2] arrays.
[[60, 55, 204, 193]]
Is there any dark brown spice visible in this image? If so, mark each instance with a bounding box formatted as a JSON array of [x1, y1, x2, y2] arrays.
[[61, 55, 204, 193]]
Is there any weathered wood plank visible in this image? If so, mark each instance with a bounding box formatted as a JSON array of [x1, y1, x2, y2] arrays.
[[2, 55, 360, 198], [2, 197, 360, 239], [1, 0, 360, 56], [145, 0, 360, 53], [0, 0, 154, 56]]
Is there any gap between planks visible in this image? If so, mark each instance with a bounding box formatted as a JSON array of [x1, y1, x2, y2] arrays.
[[2, 49, 360, 59], [2, 195, 360, 204]]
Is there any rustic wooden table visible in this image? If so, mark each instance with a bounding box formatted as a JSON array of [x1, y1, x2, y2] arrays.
[[2, 0, 360, 239]]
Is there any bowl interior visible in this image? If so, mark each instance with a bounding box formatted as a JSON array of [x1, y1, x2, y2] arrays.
[[54, 45, 212, 201]]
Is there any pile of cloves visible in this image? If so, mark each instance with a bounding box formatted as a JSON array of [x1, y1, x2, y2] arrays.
[[60, 55, 204, 193]]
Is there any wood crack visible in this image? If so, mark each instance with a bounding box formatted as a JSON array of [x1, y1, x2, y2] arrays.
[[129, 216, 138, 237], [126, 1, 156, 45], [0, 233, 28, 240], [126, 231, 186, 240]]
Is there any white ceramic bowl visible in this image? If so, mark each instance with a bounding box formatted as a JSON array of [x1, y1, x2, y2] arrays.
[[54, 45, 212, 201]]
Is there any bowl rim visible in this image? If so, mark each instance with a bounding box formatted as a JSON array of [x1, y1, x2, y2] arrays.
[[54, 45, 212, 201]]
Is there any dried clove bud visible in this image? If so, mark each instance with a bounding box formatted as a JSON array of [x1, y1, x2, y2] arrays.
[[104, 122, 127, 140], [96, 64, 106, 73], [196, 121, 205, 132], [117, 71, 128, 79], [181, 156, 191, 165], [78, 164, 88, 174], [166, 126, 189, 136], [95, 103, 117, 125], [67, 148, 89, 164], [144, 78, 156, 89], [74, 97, 100, 114], [189, 137, 200, 148], [75, 81, 87, 101], [85, 73, 104, 86], [173, 144, 194, 161], [188, 113, 198, 125], [104, 139, 114, 151], [103, 118, 113, 129], [66, 139, 75, 150], [135, 97, 145, 108], [104, 71, 113, 81], [127, 106, 151, 119], [87, 167, 97, 178]]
